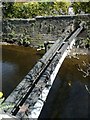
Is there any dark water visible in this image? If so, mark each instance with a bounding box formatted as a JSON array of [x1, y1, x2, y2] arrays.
[[39, 55, 90, 118], [1, 45, 43, 98], [1, 45, 90, 118]]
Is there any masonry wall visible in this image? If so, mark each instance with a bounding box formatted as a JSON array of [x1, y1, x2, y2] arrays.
[[2, 14, 90, 47]]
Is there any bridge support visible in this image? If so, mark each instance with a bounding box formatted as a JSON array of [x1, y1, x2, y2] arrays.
[[0, 21, 86, 119], [44, 41, 55, 52]]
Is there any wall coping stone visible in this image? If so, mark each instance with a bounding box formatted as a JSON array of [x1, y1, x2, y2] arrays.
[[2, 14, 90, 22]]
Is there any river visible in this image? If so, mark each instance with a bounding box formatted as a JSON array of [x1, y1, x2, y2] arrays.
[[1, 45, 43, 98], [1, 45, 90, 118]]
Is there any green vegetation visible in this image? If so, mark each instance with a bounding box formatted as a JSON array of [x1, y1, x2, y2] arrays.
[[2, 1, 90, 18], [2, 2, 70, 18], [0, 92, 14, 111], [83, 37, 90, 45], [3, 1, 90, 18], [72, 2, 90, 14]]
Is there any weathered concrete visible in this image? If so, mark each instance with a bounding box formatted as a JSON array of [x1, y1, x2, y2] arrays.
[[2, 14, 90, 47], [1, 22, 85, 119]]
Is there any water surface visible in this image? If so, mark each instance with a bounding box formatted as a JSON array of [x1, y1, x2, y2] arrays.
[[1, 45, 90, 118], [39, 54, 90, 118], [1, 45, 42, 98]]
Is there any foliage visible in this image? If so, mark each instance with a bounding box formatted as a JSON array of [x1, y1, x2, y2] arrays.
[[2, 2, 70, 18], [53, 2, 69, 14], [83, 37, 90, 45], [72, 2, 90, 14], [2, 1, 90, 18], [0, 98, 14, 111], [2, 2, 14, 18]]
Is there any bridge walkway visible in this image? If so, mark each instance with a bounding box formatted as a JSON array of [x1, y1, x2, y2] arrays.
[[0, 21, 86, 119]]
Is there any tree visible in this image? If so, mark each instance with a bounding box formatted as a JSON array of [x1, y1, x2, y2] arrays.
[[2, 2, 70, 18], [53, 2, 70, 15], [2, 2, 14, 18], [72, 2, 90, 14]]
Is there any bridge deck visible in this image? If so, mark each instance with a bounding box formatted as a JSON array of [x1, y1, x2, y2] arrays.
[[0, 22, 85, 119]]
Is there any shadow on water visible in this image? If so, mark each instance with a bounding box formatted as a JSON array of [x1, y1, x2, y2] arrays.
[[39, 55, 90, 118]]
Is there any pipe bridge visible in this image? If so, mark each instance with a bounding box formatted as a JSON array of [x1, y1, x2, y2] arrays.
[[0, 21, 86, 119]]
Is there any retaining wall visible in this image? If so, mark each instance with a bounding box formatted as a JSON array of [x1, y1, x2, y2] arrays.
[[2, 14, 90, 47]]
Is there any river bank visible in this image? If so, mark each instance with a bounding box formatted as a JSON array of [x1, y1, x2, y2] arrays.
[[68, 47, 90, 57], [0, 42, 89, 56], [0, 42, 12, 45], [0, 41, 42, 48]]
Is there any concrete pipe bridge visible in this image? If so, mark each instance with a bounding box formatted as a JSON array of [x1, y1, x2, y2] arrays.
[[0, 21, 86, 119]]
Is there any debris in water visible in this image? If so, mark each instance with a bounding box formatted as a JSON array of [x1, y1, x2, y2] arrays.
[[77, 63, 90, 78], [82, 61, 86, 66], [85, 85, 90, 94], [68, 81, 72, 86]]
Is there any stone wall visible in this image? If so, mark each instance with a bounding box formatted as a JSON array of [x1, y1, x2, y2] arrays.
[[2, 14, 90, 47]]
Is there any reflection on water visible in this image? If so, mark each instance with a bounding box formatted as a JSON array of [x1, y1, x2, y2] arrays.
[[2, 61, 18, 79], [2, 61, 19, 96], [2, 45, 42, 98], [1, 45, 90, 118]]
